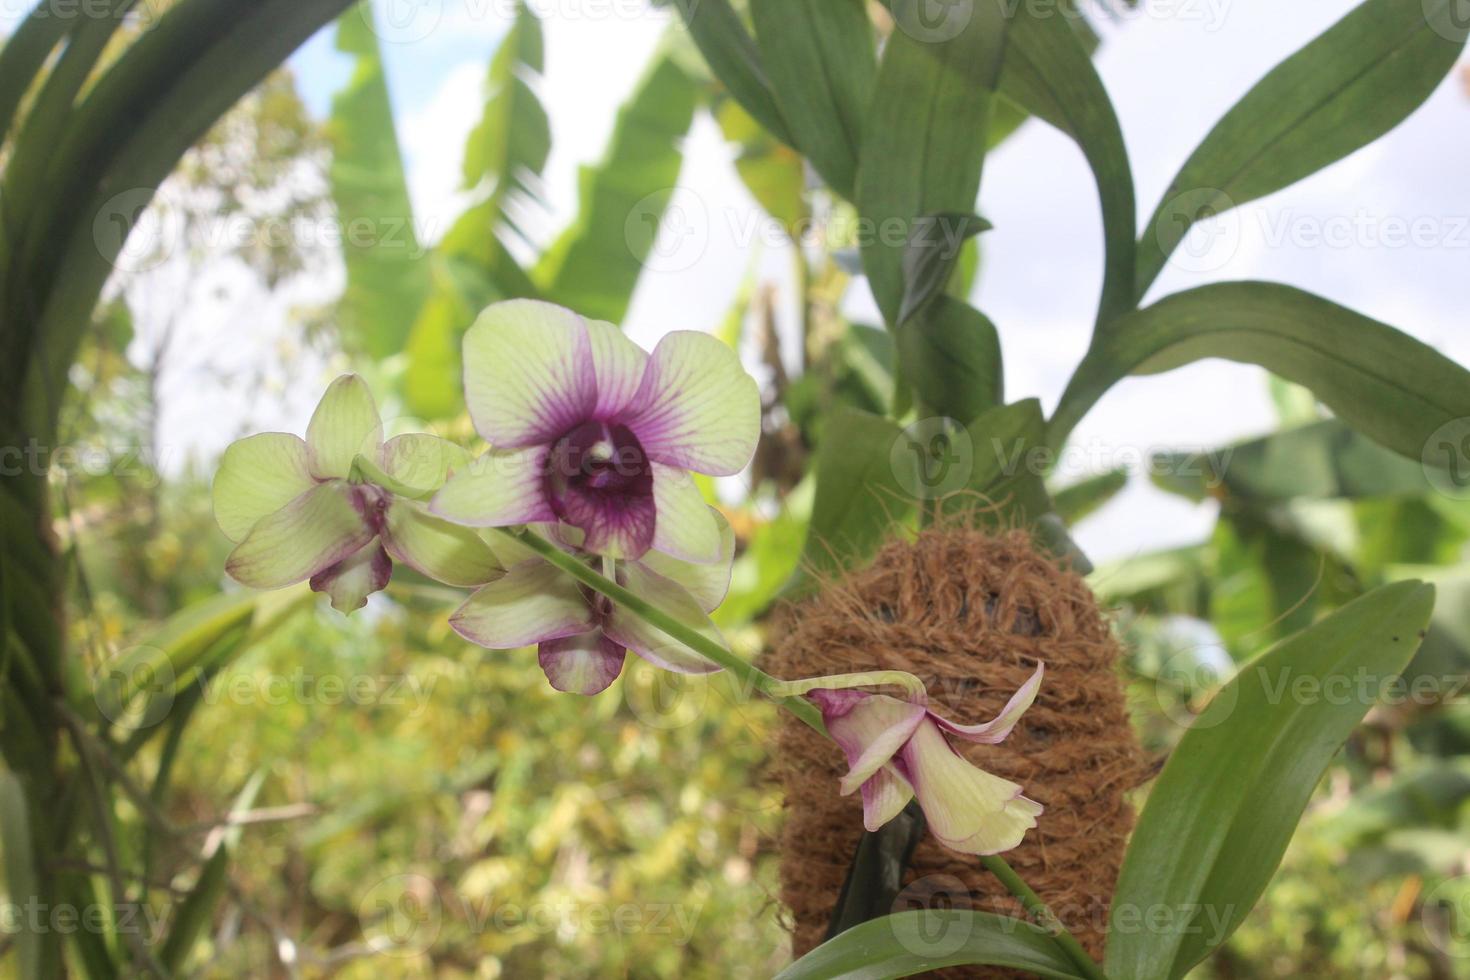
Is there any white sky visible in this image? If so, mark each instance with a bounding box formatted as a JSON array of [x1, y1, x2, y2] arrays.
[[5, 0, 1466, 563]]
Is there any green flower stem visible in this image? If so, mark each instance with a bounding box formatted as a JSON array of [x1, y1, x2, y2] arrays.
[[498, 528, 826, 734], [500, 527, 1106, 979], [981, 854, 1111, 980]]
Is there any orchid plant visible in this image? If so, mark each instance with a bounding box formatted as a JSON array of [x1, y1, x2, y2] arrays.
[[212, 298, 1080, 965]]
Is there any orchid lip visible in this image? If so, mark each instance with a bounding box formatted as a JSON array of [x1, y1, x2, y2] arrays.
[[544, 419, 656, 557]]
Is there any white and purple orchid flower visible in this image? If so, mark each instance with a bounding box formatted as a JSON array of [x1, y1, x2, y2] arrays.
[[803, 665, 1046, 856], [450, 515, 736, 696], [428, 300, 760, 564], [213, 375, 502, 613]]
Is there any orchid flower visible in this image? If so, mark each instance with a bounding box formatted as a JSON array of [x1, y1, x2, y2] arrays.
[[804, 665, 1046, 856], [450, 514, 736, 696], [429, 300, 759, 565], [214, 375, 502, 613]]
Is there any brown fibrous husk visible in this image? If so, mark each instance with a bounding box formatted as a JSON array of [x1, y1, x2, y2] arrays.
[[764, 525, 1147, 978]]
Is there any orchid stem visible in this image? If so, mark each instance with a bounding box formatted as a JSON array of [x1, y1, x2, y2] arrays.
[[499, 528, 826, 734], [981, 854, 1111, 980]]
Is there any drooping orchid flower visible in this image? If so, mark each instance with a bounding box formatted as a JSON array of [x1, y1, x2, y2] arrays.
[[214, 375, 502, 613], [804, 665, 1046, 856], [449, 514, 736, 695], [429, 300, 759, 565]]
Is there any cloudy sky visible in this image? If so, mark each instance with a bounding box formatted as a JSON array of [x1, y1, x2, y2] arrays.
[[6, 0, 1466, 563]]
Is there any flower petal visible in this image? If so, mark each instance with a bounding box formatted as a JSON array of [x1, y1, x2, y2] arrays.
[[897, 720, 1040, 856], [861, 764, 916, 832], [931, 663, 1043, 744], [212, 432, 315, 542], [638, 510, 735, 613], [379, 433, 473, 495], [604, 563, 722, 675], [538, 631, 627, 696], [808, 691, 928, 795], [306, 374, 383, 480], [428, 447, 555, 527], [586, 318, 648, 418], [225, 482, 374, 589], [382, 500, 503, 587], [462, 299, 596, 448], [449, 559, 594, 649], [649, 464, 722, 564], [310, 543, 391, 614], [621, 331, 760, 476]]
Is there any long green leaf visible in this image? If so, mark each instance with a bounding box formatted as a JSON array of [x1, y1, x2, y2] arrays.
[[856, 0, 1009, 325], [776, 909, 1085, 980], [749, 0, 873, 198], [533, 51, 698, 324], [1151, 418, 1431, 503], [998, 2, 1136, 324], [1136, 0, 1469, 296], [671, 0, 792, 144], [1107, 581, 1435, 978], [0, 2, 76, 141], [0, 770, 42, 980], [897, 296, 1003, 425], [795, 407, 917, 586], [327, 5, 430, 360], [1050, 282, 1470, 463], [158, 844, 231, 972]]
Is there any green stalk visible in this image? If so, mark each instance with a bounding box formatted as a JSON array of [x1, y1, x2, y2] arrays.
[[981, 854, 1111, 980], [498, 528, 826, 734]]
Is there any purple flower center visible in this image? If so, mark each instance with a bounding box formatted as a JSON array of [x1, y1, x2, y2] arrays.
[[544, 420, 656, 556]]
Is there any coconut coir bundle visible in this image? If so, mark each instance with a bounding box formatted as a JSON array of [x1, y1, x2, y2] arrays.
[[765, 526, 1146, 978]]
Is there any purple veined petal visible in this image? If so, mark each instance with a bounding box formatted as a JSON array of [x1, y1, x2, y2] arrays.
[[585, 318, 649, 419], [930, 663, 1044, 745], [225, 482, 375, 590], [310, 542, 392, 614], [860, 764, 916, 832], [449, 558, 594, 649], [538, 630, 627, 696], [604, 563, 722, 675], [379, 433, 473, 495], [305, 374, 384, 481], [639, 509, 735, 613], [545, 421, 656, 559], [896, 719, 1040, 856], [619, 331, 760, 477], [462, 299, 597, 448], [809, 691, 928, 795], [648, 463, 722, 564], [212, 432, 315, 542], [429, 446, 556, 528], [381, 500, 503, 587]]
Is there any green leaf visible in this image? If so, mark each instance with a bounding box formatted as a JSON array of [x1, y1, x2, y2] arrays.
[[1151, 419, 1430, 503], [750, 0, 874, 198], [671, 0, 792, 145], [897, 296, 1002, 426], [1136, 0, 1469, 296], [998, 3, 1135, 323], [0, 3, 75, 142], [824, 802, 925, 942], [533, 51, 698, 324], [327, 6, 431, 360], [795, 408, 917, 586], [1051, 282, 1470, 463], [158, 844, 231, 972], [1052, 468, 1128, 525], [1107, 581, 1436, 979], [950, 399, 1052, 525], [897, 212, 992, 327], [775, 909, 1085, 980], [856, 0, 1009, 326], [0, 770, 42, 980]]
